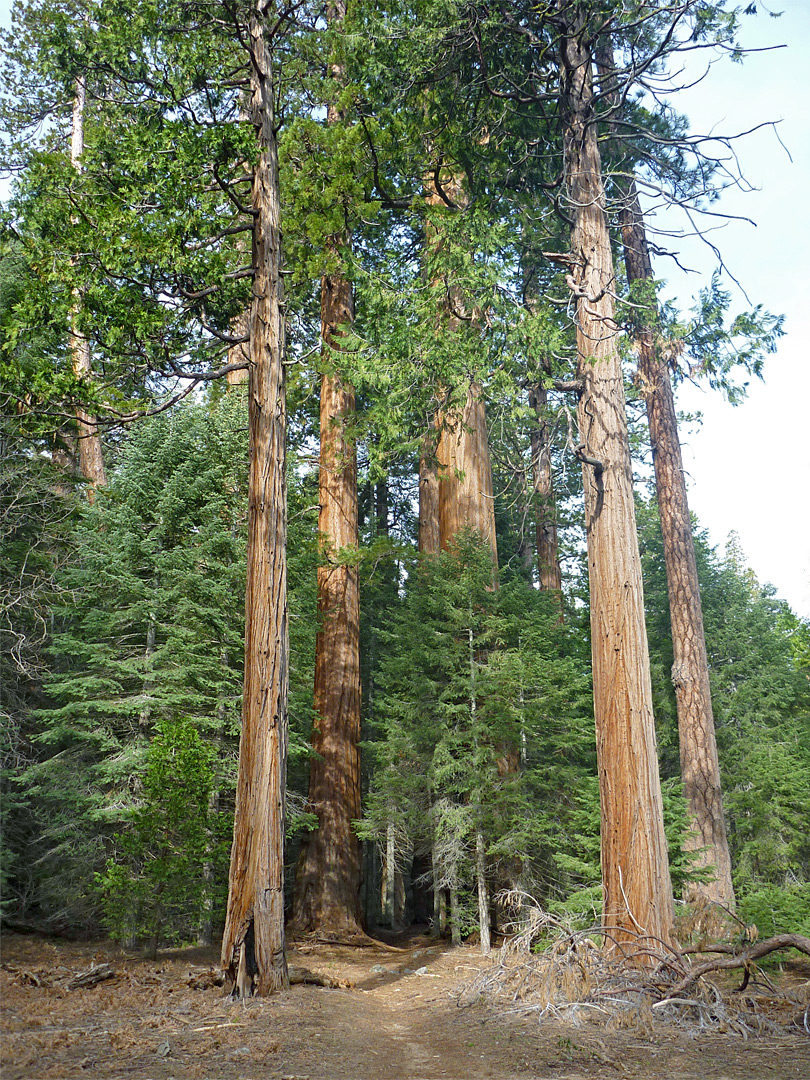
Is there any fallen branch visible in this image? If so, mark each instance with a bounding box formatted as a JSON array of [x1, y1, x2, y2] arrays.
[[666, 934, 810, 999]]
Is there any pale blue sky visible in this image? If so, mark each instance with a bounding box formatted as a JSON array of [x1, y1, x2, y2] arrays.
[[2, 0, 807, 616]]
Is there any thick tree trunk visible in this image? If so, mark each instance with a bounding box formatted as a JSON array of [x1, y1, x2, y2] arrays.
[[436, 382, 498, 566], [594, 38, 735, 912], [70, 73, 106, 498], [425, 176, 497, 565], [221, 5, 289, 996], [558, 16, 673, 954], [528, 383, 562, 594], [289, 0, 363, 941], [621, 195, 735, 911]]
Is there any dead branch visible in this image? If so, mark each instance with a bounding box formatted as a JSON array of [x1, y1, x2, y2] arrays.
[[666, 934, 810, 999]]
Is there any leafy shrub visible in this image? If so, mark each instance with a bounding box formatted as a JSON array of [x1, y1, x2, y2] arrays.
[[96, 718, 227, 952]]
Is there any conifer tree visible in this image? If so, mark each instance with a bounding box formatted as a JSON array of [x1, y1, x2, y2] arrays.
[[291, 0, 364, 940], [554, 2, 674, 952]]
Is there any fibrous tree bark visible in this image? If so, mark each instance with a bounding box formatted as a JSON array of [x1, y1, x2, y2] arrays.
[[557, 8, 674, 954], [289, 0, 363, 940], [597, 40, 735, 913], [221, 2, 289, 996], [622, 189, 735, 911], [70, 71, 106, 498], [436, 381, 498, 566], [425, 174, 498, 566]]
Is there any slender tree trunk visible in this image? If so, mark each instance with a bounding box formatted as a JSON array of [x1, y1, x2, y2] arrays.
[[418, 430, 441, 555], [221, 5, 289, 996], [226, 309, 250, 386], [558, 13, 674, 954], [476, 831, 491, 955], [70, 73, 106, 497], [431, 834, 447, 935], [528, 383, 562, 595], [595, 40, 735, 913], [289, 0, 363, 941], [384, 821, 397, 930], [449, 887, 461, 946]]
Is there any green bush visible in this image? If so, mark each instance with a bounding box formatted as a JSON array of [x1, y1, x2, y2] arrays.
[[96, 718, 227, 952], [738, 883, 810, 940]]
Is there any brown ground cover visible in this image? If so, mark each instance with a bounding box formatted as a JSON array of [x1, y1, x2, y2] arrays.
[[1, 930, 808, 1079]]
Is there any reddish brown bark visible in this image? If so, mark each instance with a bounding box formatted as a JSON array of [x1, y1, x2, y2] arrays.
[[425, 175, 497, 566], [621, 196, 735, 911], [290, 272, 363, 938], [289, 0, 363, 940], [558, 15, 674, 954], [593, 38, 735, 912], [70, 72, 106, 498], [221, 5, 289, 995], [528, 383, 562, 594], [436, 382, 498, 567]]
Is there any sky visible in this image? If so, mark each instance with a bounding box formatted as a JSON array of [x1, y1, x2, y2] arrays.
[[643, 1, 810, 619], [2, 0, 808, 618]]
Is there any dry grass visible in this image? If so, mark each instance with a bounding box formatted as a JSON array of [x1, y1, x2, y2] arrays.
[[457, 896, 810, 1039]]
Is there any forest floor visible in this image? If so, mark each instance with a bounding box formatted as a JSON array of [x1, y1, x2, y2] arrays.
[[1, 929, 809, 1080]]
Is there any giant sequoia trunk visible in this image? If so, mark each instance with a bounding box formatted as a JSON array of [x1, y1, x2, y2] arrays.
[[558, 14, 674, 953], [436, 381, 498, 566], [70, 72, 106, 497], [289, 0, 363, 941], [291, 328, 362, 937], [621, 193, 735, 911], [595, 39, 735, 912], [221, 6, 289, 995], [425, 176, 498, 564]]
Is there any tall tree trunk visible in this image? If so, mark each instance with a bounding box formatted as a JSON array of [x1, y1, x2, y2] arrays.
[[221, 4, 289, 996], [425, 176, 497, 565], [289, 0, 363, 941], [436, 382, 498, 567], [596, 41, 735, 913], [418, 429, 441, 555], [623, 193, 735, 911], [290, 334, 362, 936], [558, 12, 674, 954], [528, 383, 562, 594], [70, 72, 106, 497]]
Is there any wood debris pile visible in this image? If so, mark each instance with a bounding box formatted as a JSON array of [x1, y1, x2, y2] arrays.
[[457, 904, 810, 1038]]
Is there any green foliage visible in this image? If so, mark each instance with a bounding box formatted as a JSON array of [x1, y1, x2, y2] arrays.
[[13, 393, 318, 926], [737, 884, 810, 940], [639, 498, 810, 908], [362, 532, 595, 914], [96, 717, 226, 949]]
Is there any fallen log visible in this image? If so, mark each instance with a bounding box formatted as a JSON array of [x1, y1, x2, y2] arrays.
[[66, 963, 115, 990]]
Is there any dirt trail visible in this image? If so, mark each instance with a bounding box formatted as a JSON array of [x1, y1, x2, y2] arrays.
[[1, 932, 808, 1079]]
